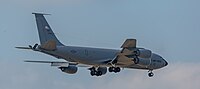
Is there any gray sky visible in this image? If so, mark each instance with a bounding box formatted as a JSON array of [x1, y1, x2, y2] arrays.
[[0, 0, 200, 89]]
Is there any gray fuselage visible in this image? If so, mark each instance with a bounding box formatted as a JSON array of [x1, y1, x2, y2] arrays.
[[40, 46, 167, 70]]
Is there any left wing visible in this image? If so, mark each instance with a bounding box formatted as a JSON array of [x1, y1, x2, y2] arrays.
[[112, 39, 138, 66], [121, 39, 136, 48], [120, 39, 137, 55], [15, 47, 32, 50], [114, 55, 133, 65], [24, 60, 89, 67]]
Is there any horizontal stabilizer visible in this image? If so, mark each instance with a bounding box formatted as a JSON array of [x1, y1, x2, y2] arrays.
[[15, 45, 39, 51], [24, 60, 60, 63], [15, 47, 31, 50]]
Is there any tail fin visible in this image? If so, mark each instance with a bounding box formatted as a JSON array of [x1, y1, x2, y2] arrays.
[[32, 13, 64, 46]]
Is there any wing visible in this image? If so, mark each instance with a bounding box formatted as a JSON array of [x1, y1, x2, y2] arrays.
[[15, 47, 32, 50], [112, 39, 138, 66], [121, 39, 136, 48], [114, 55, 133, 65], [24, 60, 90, 67], [120, 39, 137, 55]]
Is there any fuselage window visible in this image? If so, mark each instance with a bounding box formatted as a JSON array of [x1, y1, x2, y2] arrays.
[[70, 50, 77, 54], [85, 50, 89, 56]]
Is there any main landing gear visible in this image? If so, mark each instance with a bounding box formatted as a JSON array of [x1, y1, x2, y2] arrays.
[[108, 67, 121, 73], [90, 68, 101, 76], [90, 70, 102, 76], [89, 66, 121, 76], [89, 67, 103, 76]]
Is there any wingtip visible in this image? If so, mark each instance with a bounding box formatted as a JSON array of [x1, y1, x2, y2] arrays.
[[15, 46, 31, 49], [32, 12, 51, 15], [24, 60, 29, 62]]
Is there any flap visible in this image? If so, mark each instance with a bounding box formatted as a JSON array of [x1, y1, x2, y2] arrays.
[[115, 55, 134, 65]]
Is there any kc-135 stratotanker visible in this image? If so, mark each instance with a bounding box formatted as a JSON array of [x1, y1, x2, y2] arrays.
[[16, 13, 168, 77]]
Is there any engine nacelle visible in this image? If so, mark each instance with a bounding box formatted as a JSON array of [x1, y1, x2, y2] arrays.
[[59, 66, 78, 74], [97, 67, 107, 75], [137, 58, 151, 67], [137, 49, 152, 58]]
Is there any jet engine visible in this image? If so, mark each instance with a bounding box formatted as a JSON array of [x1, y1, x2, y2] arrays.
[[135, 58, 151, 67], [135, 49, 152, 58], [59, 66, 78, 74], [97, 67, 107, 75]]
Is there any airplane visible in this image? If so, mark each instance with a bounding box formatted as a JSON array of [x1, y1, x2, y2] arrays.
[[16, 13, 168, 77]]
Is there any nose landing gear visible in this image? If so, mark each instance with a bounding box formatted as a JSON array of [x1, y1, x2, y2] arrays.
[[148, 70, 154, 77]]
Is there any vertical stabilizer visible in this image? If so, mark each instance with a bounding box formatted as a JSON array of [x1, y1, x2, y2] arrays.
[[32, 13, 64, 46]]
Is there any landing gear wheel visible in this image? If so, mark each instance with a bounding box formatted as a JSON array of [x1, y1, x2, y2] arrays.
[[108, 67, 115, 72], [89, 67, 104, 76], [148, 72, 154, 77], [109, 67, 121, 73], [114, 67, 121, 73], [90, 70, 96, 76], [59, 67, 65, 71], [96, 71, 102, 76], [89, 67, 96, 76]]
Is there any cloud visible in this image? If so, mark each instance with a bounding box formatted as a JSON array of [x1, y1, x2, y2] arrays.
[[90, 62, 200, 89], [1, 59, 200, 89]]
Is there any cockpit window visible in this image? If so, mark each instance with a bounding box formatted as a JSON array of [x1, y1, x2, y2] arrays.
[[152, 60, 161, 63]]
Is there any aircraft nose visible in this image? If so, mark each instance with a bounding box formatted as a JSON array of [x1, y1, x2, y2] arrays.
[[164, 59, 168, 66]]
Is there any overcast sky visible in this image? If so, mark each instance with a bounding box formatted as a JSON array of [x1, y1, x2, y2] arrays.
[[0, 0, 200, 89]]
